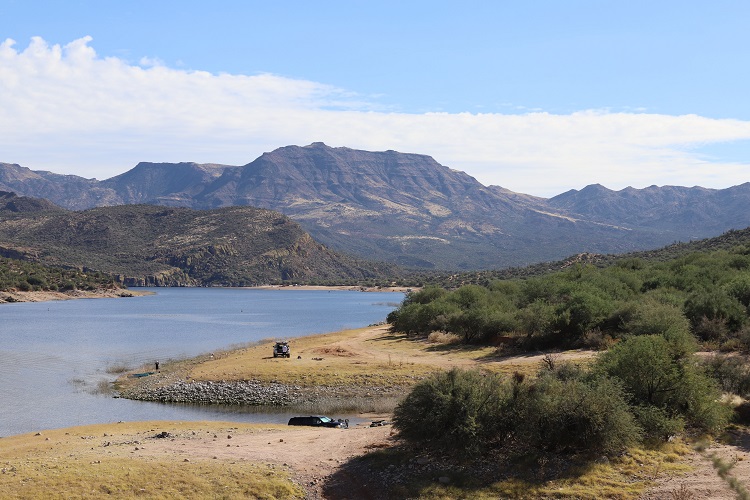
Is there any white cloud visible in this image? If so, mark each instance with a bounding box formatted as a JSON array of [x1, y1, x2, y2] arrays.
[[2, 36, 750, 197]]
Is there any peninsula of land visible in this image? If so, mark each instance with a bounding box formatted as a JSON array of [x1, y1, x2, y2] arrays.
[[0, 288, 150, 303], [4, 324, 748, 499]]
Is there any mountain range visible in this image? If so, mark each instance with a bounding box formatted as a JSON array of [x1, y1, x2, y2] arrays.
[[2, 142, 749, 270]]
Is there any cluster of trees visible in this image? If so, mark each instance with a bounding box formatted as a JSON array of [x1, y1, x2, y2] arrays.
[[0, 257, 117, 293], [388, 248, 750, 352], [393, 330, 732, 457], [390, 245, 750, 457]]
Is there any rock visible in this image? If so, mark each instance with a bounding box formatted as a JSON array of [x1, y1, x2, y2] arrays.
[[438, 476, 451, 484]]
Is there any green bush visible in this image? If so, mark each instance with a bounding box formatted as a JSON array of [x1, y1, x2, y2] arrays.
[[622, 298, 691, 338], [684, 289, 745, 334], [704, 355, 750, 398], [392, 368, 512, 456], [394, 366, 641, 457], [388, 243, 750, 355], [631, 405, 684, 442], [513, 371, 641, 455], [402, 285, 446, 306], [595, 334, 730, 433]]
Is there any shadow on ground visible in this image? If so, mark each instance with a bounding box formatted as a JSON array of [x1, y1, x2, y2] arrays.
[[321, 433, 601, 500]]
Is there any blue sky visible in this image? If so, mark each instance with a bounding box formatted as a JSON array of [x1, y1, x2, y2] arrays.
[[2, 0, 750, 196]]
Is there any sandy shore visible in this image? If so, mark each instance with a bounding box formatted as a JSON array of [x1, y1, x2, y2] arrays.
[[0, 288, 152, 304]]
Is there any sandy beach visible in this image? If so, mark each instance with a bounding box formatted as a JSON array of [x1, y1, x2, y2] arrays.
[[0, 288, 152, 304]]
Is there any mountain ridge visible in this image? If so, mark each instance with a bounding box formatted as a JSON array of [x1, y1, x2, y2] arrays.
[[0, 203, 396, 286], [2, 144, 749, 269]]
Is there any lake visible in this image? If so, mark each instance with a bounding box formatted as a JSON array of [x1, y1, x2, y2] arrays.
[[0, 288, 402, 437]]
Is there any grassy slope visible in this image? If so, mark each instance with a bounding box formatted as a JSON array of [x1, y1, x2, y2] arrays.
[[0, 422, 303, 499]]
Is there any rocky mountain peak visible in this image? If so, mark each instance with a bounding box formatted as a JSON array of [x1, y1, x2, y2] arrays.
[[2, 145, 750, 270]]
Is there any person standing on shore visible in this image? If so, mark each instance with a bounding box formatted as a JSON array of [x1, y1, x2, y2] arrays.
[[155, 361, 159, 371]]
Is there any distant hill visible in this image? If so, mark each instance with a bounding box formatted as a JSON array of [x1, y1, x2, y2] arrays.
[[0, 203, 396, 286], [0, 191, 62, 213], [3, 144, 750, 270], [416, 226, 750, 289]]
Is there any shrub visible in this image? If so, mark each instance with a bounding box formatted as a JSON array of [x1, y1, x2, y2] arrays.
[[392, 369, 512, 455], [394, 366, 641, 457], [513, 372, 641, 455], [725, 276, 750, 308], [403, 286, 447, 306], [26, 275, 47, 287], [631, 405, 684, 442], [622, 299, 691, 338], [702, 355, 750, 398], [580, 328, 615, 350], [553, 288, 614, 342], [693, 316, 731, 344], [596, 335, 681, 406], [595, 334, 730, 433], [684, 290, 745, 333], [426, 331, 461, 344], [515, 299, 558, 349]]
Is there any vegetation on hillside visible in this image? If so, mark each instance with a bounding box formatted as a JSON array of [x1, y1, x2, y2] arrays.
[[389, 238, 750, 463], [392, 327, 732, 464], [0, 256, 118, 294], [0, 204, 400, 286], [389, 246, 750, 352], [413, 227, 750, 288]]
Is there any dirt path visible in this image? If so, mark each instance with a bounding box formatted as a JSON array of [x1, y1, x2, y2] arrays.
[[642, 428, 750, 499], [292, 324, 598, 372], [134, 421, 394, 499]]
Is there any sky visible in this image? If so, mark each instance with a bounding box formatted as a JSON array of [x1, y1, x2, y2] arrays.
[[2, 1, 750, 197]]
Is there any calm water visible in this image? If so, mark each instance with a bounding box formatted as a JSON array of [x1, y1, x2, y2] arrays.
[[0, 288, 402, 437]]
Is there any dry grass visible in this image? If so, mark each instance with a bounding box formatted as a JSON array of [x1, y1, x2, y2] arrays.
[[185, 326, 445, 388], [179, 325, 581, 390], [412, 441, 692, 500], [426, 331, 461, 345], [105, 363, 132, 375], [0, 422, 303, 499]]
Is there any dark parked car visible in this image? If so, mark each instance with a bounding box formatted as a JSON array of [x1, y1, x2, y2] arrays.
[[288, 416, 348, 428], [273, 341, 290, 358]]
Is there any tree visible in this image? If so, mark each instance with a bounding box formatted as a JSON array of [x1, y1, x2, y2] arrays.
[[595, 334, 730, 433], [392, 368, 511, 455]]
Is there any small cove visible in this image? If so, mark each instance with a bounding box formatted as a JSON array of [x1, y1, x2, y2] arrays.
[[0, 288, 402, 437]]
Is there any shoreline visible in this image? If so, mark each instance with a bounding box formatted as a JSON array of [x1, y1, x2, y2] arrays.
[[0, 283, 406, 304], [116, 324, 413, 410], [0, 287, 153, 304]]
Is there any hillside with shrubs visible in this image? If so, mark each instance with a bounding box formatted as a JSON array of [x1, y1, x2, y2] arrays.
[[388, 240, 750, 466], [0, 257, 119, 296], [389, 246, 750, 352]]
